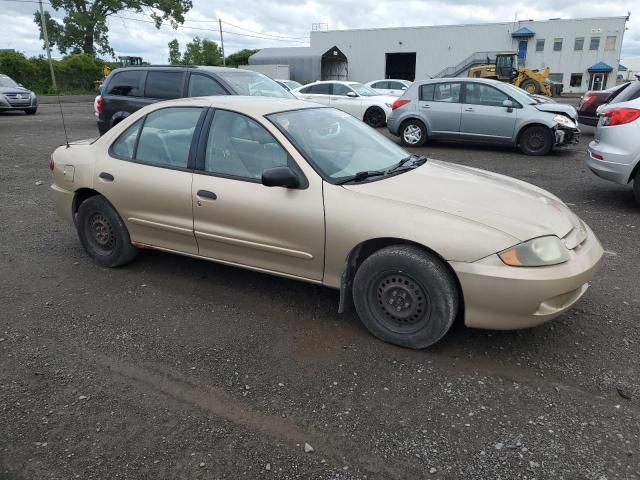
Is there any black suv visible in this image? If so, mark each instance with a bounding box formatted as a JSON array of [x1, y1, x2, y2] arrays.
[[96, 66, 292, 135]]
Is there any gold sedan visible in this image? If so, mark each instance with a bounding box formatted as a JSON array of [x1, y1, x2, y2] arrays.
[[50, 96, 603, 349]]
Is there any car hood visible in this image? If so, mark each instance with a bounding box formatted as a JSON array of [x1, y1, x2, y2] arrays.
[[535, 103, 578, 121], [344, 160, 577, 243], [0, 86, 32, 94]]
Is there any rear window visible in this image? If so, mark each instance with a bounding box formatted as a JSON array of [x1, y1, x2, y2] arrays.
[[610, 82, 640, 104], [215, 70, 291, 98], [106, 70, 145, 97], [145, 71, 184, 99]]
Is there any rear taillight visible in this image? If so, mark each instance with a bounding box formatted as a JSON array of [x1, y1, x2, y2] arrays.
[[392, 99, 410, 110], [49, 155, 55, 171], [601, 108, 640, 126], [583, 94, 597, 105], [96, 96, 103, 114]]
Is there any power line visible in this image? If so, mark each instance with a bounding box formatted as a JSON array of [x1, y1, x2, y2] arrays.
[[221, 20, 309, 41]]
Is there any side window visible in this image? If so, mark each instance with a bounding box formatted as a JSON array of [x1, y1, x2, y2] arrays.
[[106, 70, 144, 97], [419, 84, 434, 101], [298, 86, 312, 94], [205, 110, 289, 181], [135, 108, 203, 169], [465, 84, 508, 107], [309, 83, 331, 95], [145, 71, 184, 99], [433, 83, 461, 103], [188, 74, 227, 96], [111, 119, 142, 159], [332, 83, 352, 96], [389, 81, 405, 89]]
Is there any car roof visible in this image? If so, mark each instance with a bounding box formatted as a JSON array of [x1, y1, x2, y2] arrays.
[[108, 65, 253, 75], [415, 77, 502, 85], [150, 95, 322, 116]]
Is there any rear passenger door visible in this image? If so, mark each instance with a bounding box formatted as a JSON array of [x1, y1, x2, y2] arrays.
[[103, 70, 149, 125], [95, 106, 206, 254], [419, 82, 462, 136], [297, 83, 332, 105], [459, 83, 517, 142], [144, 70, 186, 100]]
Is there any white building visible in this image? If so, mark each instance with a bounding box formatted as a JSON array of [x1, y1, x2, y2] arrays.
[[250, 16, 628, 93]]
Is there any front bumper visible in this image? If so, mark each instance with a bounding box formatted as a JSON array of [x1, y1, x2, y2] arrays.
[[554, 125, 580, 147], [450, 223, 603, 330]]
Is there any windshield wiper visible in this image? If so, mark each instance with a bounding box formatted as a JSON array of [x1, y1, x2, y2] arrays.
[[386, 154, 427, 174], [335, 170, 386, 185]]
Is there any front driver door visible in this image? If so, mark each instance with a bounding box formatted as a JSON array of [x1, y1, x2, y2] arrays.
[[330, 83, 366, 119], [94, 106, 204, 254], [191, 109, 325, 281]]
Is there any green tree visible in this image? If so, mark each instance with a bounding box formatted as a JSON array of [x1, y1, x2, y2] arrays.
[[182, 36, 222, 66], [225, 48, 259, 68], [33, 0, 193, 56], [168, 39, 181, 64]]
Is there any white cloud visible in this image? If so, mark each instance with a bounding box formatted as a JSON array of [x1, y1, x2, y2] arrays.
[[0, 0, 637, 63]]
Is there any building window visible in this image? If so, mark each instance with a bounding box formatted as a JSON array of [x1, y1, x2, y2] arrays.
[[574, 37, 584, 51], [549, 73, 564, 83], [536, 39, 545, 52], [570, 73, 583, 87], [553, 38, 563, 51], [605, 36, 616, 51], [590, 37, 600, 51]]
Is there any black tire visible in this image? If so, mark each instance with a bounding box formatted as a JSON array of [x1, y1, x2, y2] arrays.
[[399, 119, 427, 147], [24, 107, 37, 115], [520, 78, 541, 95], [633, 169, 640, 206], [363, 107, 386, 128], [352, 245, 459, 349], [76, 195, 138, 267], [519, 125, 553, 156]]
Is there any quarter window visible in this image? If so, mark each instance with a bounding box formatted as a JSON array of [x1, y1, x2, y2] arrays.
[[204, 110, 289, 181], [590, 37, 600, 50], [145, 71, 184, 99], [553, 38, 563, 51], [574, 37, 584, 51], [106, 70, 144, 97], [464, 83, 508, 107], [419, 84, 434, 101], [135, 107, 203, 168], [536, 39, 545, 52], [388, 81, 405, 89], [188, 74, 227, 96], [111, 120, 142, 160]]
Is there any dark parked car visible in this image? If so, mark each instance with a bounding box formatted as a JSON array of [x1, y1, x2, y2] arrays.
[[577, 82, 631, 126], [96, 66, 292, 135], [0, 73, 38, 114]]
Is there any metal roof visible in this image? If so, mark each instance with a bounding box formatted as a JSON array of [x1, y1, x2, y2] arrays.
[[511, 27, 535, 38], [588, 62, 614, 73]]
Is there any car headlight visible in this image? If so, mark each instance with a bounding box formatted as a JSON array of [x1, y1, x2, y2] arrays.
[[498, 236, 569, 267], [553, 115, 576, 128]]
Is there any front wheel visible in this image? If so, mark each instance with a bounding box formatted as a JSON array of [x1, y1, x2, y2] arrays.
[[24, 107, 37, 115], [76, 196, 138, 267], [364, 107, 386, 128], [352, 245, 459, 349], [519, 125, 553, 156]]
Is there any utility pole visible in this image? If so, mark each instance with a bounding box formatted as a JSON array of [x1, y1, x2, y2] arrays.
[[219, 18, 226, 66], [38, 0, 57, 90]]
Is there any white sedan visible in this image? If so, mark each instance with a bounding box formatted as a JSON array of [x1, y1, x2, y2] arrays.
[[364, 79, 412, 97], [291, 81, 396, 127]]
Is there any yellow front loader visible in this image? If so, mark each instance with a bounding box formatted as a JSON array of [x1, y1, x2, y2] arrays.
[[468, 52, 553, 96]]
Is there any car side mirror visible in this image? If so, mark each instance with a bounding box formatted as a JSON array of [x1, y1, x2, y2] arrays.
[[262, 166, 300, 188], [502, 99, 514, 112], [346, 91, 357, 98]]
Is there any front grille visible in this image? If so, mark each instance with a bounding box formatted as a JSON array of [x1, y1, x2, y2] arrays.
[[3, 92, 31, 105]]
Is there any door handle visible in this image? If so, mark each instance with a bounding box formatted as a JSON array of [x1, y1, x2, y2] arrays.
[[464, 107, 474, 112], [304, 96, 314, 100], [197, 189, 217, 200], [421, 104, 431, 109], [98, 172, 114, 182]]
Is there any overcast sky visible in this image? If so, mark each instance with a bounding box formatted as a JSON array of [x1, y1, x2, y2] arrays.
[[1, 0, 638, 63]]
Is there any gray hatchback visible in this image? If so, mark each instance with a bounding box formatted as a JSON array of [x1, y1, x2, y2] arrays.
[[387, 78, 579, 156]]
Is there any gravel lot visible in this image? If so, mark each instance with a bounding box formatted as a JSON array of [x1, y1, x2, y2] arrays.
[[1, 101, 639, 480]]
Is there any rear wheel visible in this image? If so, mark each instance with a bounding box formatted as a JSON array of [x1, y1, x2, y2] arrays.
[[633, 169, 640, 206], [352, 245, 459, 349], [76, 196, 138, 267], [520, 79, 541, 95], [519, 125, 553, 156], [400, 119, 427, 147], [364, 107, 386, 128]]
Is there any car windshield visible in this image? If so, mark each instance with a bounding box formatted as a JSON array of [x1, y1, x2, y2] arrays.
[[0, 75, 19, 88], [499, 83, 537, 105], [350, 83, 379, 96], [269, 108, 412, 182], [215, 71, 292, 98]]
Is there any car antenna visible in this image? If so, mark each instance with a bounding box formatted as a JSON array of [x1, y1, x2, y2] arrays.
[[56, 88, 70, 148]]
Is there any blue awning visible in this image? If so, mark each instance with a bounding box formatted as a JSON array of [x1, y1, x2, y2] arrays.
[[511, 27, 535, 38], [618, 64, 628, 72], [588, 62, 613, 73]]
